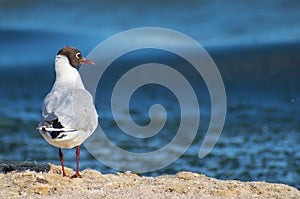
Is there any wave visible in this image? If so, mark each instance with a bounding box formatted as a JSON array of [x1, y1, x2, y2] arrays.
[[0, 28, 100, 67]]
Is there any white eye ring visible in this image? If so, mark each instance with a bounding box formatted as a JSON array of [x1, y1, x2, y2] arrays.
[[76, 52, 82, 59]]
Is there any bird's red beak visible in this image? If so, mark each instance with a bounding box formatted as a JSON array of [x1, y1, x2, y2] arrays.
[[81, 58, 95, 65]]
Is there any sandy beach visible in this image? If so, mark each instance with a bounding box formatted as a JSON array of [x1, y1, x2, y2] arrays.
[[0, 161, 299, 199]]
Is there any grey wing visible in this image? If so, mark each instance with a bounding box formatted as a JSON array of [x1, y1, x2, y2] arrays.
[[41, 87, 98, 132]]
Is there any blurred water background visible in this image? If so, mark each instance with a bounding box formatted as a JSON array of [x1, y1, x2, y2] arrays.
[[0, 0, 300, 189]]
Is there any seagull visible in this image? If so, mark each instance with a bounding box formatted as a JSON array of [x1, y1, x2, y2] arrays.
[[37, 46, 98, 178]]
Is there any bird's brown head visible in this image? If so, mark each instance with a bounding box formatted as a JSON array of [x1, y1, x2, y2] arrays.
[[57, 46, 95, 68]]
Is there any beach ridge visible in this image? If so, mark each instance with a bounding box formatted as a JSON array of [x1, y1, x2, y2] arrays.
[[0, 161, 299, 198]]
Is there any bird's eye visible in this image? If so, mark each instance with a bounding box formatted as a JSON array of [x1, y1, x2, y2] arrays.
[[76, 52, 82, 59]]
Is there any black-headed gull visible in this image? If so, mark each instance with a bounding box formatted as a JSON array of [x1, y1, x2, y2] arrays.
[[37, 46, 98, 178]]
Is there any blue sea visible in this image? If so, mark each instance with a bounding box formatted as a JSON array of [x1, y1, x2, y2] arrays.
[[0, 0, 300, 189]]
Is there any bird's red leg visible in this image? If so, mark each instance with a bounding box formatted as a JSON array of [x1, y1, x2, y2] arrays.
[[71, 145, 82, 178], [58, 148, 66, 177]]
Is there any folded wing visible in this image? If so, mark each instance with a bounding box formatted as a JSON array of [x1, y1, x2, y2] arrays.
[[40, 86, 98, 133]]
